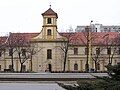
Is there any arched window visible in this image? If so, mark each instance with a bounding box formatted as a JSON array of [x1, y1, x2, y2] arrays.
[[97, 63, 100, 70], [47, 49, 52, 59], [47, 29, 51, 35], [74, 63, 78, 70], [9, 65, 12, 70], [47, 18, 51, 24]]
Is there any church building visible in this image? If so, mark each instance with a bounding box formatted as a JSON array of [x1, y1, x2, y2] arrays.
[[0, 7, 120, 72]]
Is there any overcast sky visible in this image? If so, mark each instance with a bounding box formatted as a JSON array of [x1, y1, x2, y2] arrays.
[[0, 0, 120, 35]]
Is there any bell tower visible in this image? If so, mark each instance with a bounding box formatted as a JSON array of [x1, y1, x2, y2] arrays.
[[32, 6, 65, 41], [41, 6, 58, 40]]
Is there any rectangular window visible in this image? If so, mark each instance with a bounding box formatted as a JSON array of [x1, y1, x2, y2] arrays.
[[118, 48, 120, 54], [0, 65, 1, 71], [107, 48, 111, 55], [9, 49, 13, 56], [74, 48, 78, 55], [0, 52, 1, 57], [21, 49, 26, 56], [47, 49, 52, 59], [96, 48, 100, 55], [85, 48, 89, 55]]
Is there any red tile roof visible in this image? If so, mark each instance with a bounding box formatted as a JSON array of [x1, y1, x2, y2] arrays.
[[6, 33, 39, 46], [0, 36, 7, 45], [42, 8, 58, 18], [0, 32, 119, 46], [60, 32, 119, 46]]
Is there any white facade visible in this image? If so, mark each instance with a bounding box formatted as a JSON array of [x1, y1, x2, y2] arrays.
[[75, 23, 120, 32]]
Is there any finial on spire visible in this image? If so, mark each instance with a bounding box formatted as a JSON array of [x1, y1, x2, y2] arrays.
[[49, 1, 51, 8], [50, 4, 51, 8]]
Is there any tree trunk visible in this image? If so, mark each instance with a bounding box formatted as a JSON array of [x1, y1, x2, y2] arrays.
[[108, 54, 112, 66], [85, 47, 89, 72], [85, 63, 89, 72], [63, 51, 67, 72], [94, 61, 97, 72], [30, 53, 33, 72], [20, 63, 23, 72], [11, 54, 14, 72], [18, 52, 23, 72], [63, 42, 69, 72]]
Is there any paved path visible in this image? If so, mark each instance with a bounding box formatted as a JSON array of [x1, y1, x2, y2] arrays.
[[0, 83, 65, 90], [0, 73, 108, 80]]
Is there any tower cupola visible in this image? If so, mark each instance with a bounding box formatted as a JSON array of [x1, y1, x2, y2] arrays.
[[41, 7, 58, 40], [42, 7, 58, 18]]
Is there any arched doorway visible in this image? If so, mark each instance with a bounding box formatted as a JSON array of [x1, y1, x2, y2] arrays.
[[74, 63, 78, 71], [48, 64, 52, 72]]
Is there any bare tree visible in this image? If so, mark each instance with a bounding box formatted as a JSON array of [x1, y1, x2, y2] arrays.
[[24, 43, 44, 72], [79, 26, 109, 72], [104, 33, 120, 65], [9, 33, 29, 72], [7, 33, 44, 72], [91, 46, 104, 72], [90, 33, 108, 72], [0, 35, 10, 72], [0, 36, 7, 63], [16, 43, 43, 72], [79, 26, 98, 72], [6, 32, 18, 72], [6, 33, 32, 72], [91, 32, 120, 72], [59, 33, 73, 72], [59, 27, 76, 72]]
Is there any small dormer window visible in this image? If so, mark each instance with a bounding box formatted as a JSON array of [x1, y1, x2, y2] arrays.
[[47, 18, 52, 24], [47, 29, 52, 35]]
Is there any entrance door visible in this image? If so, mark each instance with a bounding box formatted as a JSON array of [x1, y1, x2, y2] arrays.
[[48, 64, 52, 72]]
